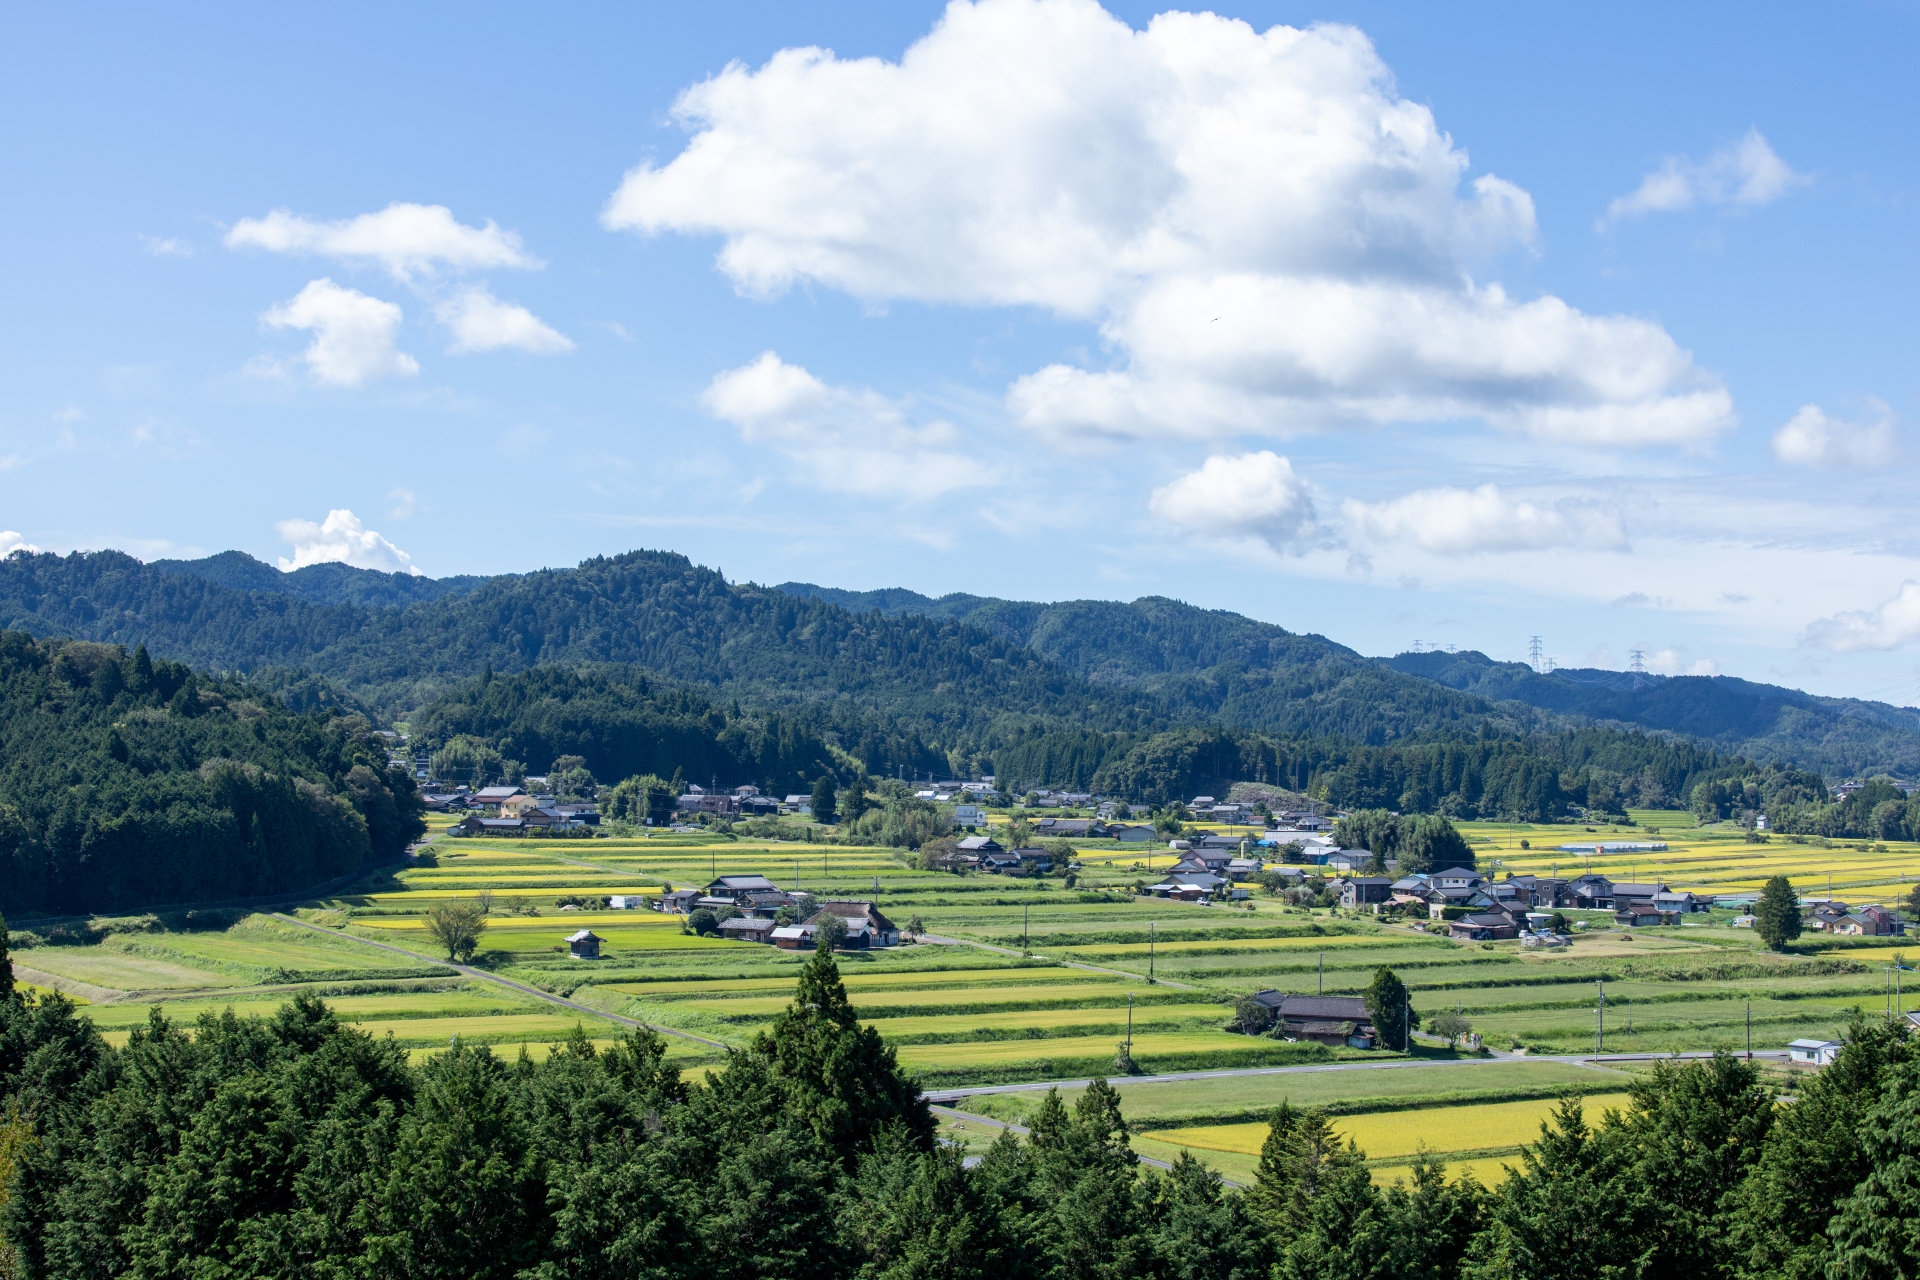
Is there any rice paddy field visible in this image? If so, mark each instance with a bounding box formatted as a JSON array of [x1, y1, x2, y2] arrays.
[[10, 806, 1918, 1174]]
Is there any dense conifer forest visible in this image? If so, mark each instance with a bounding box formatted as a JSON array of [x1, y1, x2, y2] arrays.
[[3, 947, 1918, 1280], [0, 632, 424, 916]]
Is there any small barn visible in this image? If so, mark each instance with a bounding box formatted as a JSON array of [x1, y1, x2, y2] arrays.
[[565, 929, 602, 960], [1788, 1038, 1841, 1066]]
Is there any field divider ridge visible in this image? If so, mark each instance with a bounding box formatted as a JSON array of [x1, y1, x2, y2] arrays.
[[269, 912, 732, 1050], [919, 932, 1198, 989]]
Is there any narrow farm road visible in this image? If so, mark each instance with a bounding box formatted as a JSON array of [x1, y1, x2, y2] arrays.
[[921, 1048, 1789, 1102], [270, 912, 732, 1050]]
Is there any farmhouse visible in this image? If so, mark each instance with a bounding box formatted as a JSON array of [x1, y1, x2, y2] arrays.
[[1035, 817, 1106, 838], [719, 916, 778, 943], [1334, 877, 1394, 909], [1246, 991, 1376, 1048], [470, 786, 527, 811], [1449, 913, 1519, 942], [454, 815, 527, 837], [657, 889, 700, 913], [705, 874, 781, 904], [1503, 874, 1570, 908], [1566, 875, 1616, 910], [802, 900, 901, 948]]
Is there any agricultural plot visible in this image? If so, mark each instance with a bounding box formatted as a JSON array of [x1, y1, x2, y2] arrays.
[[1138, 1091, 1635, 1185], [21, 808, 1918, 1099], [1455, 817, 1920, 902]]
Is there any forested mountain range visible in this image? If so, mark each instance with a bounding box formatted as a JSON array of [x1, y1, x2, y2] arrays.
[[782, 581, 1920, 779], [1, 546, 1913, 788], [0, 549, 1482, 754]]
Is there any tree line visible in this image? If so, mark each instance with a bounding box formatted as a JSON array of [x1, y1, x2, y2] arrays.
[[3, 944, 1918, 1279], [0, 630, 425, 916]]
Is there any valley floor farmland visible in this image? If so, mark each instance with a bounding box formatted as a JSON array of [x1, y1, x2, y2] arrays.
[[9, 809, 1916, 1182]]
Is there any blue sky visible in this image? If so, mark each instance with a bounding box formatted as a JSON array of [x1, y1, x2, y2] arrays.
[[3, 0, 1917, 701]]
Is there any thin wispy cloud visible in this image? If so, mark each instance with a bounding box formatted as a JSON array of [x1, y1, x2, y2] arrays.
[[1601, 128, 1807, 228]]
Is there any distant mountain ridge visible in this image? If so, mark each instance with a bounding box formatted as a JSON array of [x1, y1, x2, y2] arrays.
[[0, 548, 1909, 780], [151, 550, 491, 608], [778, 581, 1920, 779]]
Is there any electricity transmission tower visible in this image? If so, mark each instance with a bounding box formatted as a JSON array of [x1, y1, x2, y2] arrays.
[[1629, 648, 1647, 674], [1528, 636, 1544, 672]]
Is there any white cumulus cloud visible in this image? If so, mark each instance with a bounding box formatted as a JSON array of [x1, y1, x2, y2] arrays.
[[1149, 452, 1324, 552], [1771, 402, 1897, 469], [275, 509, 420, 575], [701, 351, 985, 499], [435, 286, 573, 354], [1602, 128, 1807, 226], [1644, 647, 1721, 677], [227, 203, 537, 280], [0, 532, 41, 557], [611, 0, 1731, 449], [1343, 484, 1629, 556], [262, 279, 418, 387], [1806, 582, 1920, 653]]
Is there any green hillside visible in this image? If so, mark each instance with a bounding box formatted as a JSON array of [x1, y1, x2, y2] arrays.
[[782, 582, 1920, 779]]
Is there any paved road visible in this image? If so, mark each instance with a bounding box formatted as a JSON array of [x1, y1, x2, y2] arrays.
[[922, 1048, 1790, 1102], [270, 912, 732, 1050]]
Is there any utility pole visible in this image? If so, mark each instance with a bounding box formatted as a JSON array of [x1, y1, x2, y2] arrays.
[[1127, 992, 1134, 1056], [1149, 921, 1156, 982], [1023, 902, 1029, 957], [1746, 1002, 1752, 1060], [1595, 978, 1606, 1055], [1318, 951, 1324, 995]]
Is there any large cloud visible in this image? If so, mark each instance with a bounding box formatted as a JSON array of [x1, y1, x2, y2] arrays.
[[1770, 402, 1898, 469], [1344, 483, 1628, 555], [1149, 452, 1325, 552], [275, 508, 420, 574], [1805, 582, 1920, 653], [609, 0, 1732, 448], [261, 279, 418, 387], [228, 203, 537, 280], [701, 352, 985, 499]]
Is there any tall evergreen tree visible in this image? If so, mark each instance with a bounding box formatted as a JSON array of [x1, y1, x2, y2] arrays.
[[1754, 875, 1802, 951], [811, 774, 838, 825], [0, 912, 10, 1002], [1824, 1056, 1920, 1280], [755, 948, 932, 1161], [1364, 968, 1419, 1051], [1729, 1014, 1914, 1279]]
